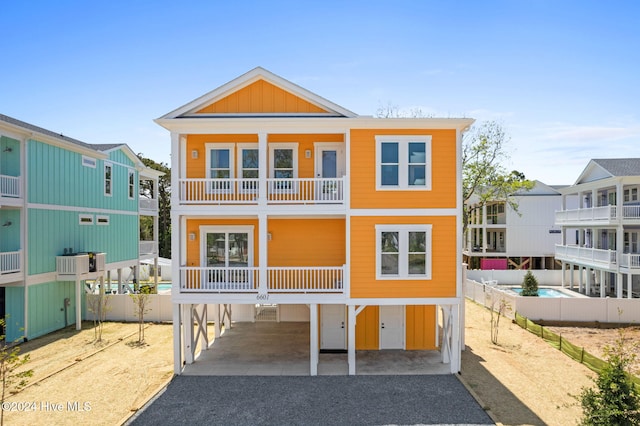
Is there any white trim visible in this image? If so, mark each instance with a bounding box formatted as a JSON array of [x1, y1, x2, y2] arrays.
[[236, 143, 259, 179], [269, 143, 299, 179], [375, 224, 432, 280], [104, 162, 113, 197], [79, 214, 94, 225], [96, 215, 110, 225], [314, 142, 345, 178], [82, 155, 97, 168], [199, 225, 255, 267], [375, 135, 432, 190], [205, 142, 235, 184], [28, 203, 139, 216], [349, 208, 457, 216]]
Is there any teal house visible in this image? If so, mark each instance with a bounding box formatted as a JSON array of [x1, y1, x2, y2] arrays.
[[0, 114, 162, 341]]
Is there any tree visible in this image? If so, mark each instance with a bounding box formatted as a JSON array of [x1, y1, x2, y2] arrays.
[[521, 270, 539, 297], [579, 328, 640, 425], [0, 317, 33, 426], [462, 121, 534, 233], [86, 284, 111, 342], [130, 287, 152, 344], [486, 288, 511, 345], [138, 155, 171, 258]]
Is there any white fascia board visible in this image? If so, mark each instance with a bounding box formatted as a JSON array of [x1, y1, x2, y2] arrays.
[[158, 67, 358, 119], [348, 297, 461, 306], [154, 117, 475, 134], [557, 176, 620, 195]]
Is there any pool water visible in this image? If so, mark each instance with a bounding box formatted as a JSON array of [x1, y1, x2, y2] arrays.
[[509, 287, 573, 298], [157, 283, 172, 292]]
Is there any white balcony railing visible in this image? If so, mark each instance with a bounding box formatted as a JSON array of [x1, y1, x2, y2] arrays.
[[623, 205, 640, 219], [56, 253, 106, 278], [139, 197, 159, 211], [179, 265, 345, 294], [0, 250, 22, 274], [178, 177, 345, 205], [0, 174, 21, 198], [620, 253, 640, 269], [555, 244, 617, 267], [555, 205, 640, 223], [139, 241, 158, 255]]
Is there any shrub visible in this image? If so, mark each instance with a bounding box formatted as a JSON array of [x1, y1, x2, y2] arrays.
[[521, 270, 539, 297]]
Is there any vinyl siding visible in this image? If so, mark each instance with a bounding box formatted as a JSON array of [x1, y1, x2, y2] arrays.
[[268, 219, 345, 266], [4, 286, 24, 342], [27, 281, 77, 339], [406, 305, 437, 350], [350, 215, 457, 298], [350, 129, 457, 209], [0, 135, 21, 176], [196, 80, 327, 114], [185, 218, 260, 266]]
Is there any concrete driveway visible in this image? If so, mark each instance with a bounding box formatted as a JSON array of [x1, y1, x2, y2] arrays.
[[129, 375, 494, 425]]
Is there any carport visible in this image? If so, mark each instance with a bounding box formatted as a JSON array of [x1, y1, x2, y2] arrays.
[[181, 321, 450, 376]]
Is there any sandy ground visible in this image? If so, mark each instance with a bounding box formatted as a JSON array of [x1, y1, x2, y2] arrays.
[[4, 301, 634, 426]]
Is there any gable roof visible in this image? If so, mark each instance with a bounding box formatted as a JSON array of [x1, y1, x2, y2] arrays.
[[574, 158, 640, 184], [158, 67, 358, 119]]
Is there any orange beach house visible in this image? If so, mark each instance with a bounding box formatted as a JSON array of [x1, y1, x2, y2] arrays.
[[155, 67, 474, 375]]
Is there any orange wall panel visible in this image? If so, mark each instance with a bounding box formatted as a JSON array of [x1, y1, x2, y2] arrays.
[[267, 219, 345, 266], [406, 305, 437, 350], [197, 80, 327, 114], [349, 216, 457, 298], [185, 218, 259, 266], [349, 129, 458, 209], [355, 306, 379, 350]]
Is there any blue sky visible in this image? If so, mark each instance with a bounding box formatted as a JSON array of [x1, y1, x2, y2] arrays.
[[2, 1, 639, 185]]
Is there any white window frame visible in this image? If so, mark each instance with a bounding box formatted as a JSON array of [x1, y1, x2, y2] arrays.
[[237, 143, 259, 193], [375, 224, 432, 280], [375, 135, 432, 190], [128, 169, 135, 199], [269, 143, 298, 193], [205, 143, 235, 193], [79, 214, 94, 225], [104, 162, 113, 196], [96, 215, 110, 226], [82, 155, 96, 168]]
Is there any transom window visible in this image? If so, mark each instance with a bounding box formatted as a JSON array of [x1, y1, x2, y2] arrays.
[[376, 136, 431, 190], [376, 224, 432, 279]]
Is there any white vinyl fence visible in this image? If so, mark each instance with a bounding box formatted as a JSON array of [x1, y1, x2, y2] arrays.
[[467, 269, 563, 285], [85, 294, 173, 322], [465, 279, 640, 323]]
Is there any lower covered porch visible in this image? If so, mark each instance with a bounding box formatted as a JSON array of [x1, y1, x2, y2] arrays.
[[173, 300, 462, 376]]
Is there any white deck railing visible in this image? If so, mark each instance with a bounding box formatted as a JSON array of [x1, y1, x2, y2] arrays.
[[0, 174, 20, 198], [139, 197, 159, 211], [179, 265, 345, 293], [556, 205, 640, 223], [178, 177, 345, 205], [555, 244, 617, 267], [0, 250, 22, 274], [139, 241, 158, 255], [56, 253, 106, 277], [620, 253, 640, 269]]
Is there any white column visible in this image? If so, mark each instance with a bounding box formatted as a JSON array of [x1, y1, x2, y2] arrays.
[[586, 268, 592, 295], [183, 304, 194, 364], [627, 273, 632, 299], [569, 264, 574, 290], [258, 214, 268, 295], [173, 303, 182, 374], [460, 264, 467, 350], [450, 304, 461, 374], [600, 270, 606, 298], [348, 304, 356, 375], [75, 278, 82, 330], [561, 262, 566, 288], [213, 303, 221, 338], [309, 304, 318, 376], [617, 272, 623, 298]]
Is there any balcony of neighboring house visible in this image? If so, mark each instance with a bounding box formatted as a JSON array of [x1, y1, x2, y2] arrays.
[[620, 252, 640, 270], [0, 249, 23, 284], [554, 204, 640, 226], [178, 177, 346, 207], [139, 196, 159, 216], [555, 244, 617, 269], [0, 174, 22, 206], [56, 252, 106, 281], [139, 240, 159, 260], [177, 265, 346, 300]]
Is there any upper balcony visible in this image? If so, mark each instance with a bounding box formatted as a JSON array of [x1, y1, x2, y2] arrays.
[[0, 174, 22, 206], [56, 252, 106, 281], [139, 196, 159, 216], [555, 244, 617, 269], [139, 240, 158, 259], [555, 205, 640, 226], [178, 177, 345, 207], [0, 249, 23, 284]]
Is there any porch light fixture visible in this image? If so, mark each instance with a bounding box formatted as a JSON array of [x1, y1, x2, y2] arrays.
[[189, 232, 196, 241], [2, 221, 12, 227], [2, 147, 12, 152], [191, 150, 198, 159], [267, 232, 272, 241]]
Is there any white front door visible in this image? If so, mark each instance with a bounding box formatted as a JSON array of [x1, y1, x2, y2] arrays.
[[379, 305, 405, 349], [320, 304, 346, 350]]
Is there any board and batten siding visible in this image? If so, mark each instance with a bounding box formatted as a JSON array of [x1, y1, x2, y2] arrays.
[[27, 140, 138, 212], [0, 209, 20, 252], [349, 129, 458, 210], [506, 195, 563, 257], [354, 305, 437, 350], [349, 215, 457, 299], [5, 286, 25, 342], [1, 135, 21, 177], [27, 280, 78, 340], [28, 208, 138, 275]]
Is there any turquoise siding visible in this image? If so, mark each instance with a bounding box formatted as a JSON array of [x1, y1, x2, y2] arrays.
[[0, 135, 21, 177], [0, 209, 20, 252], [27, 281, 77, 339], [5, 286, 25, 342], [27, 141, 138, 212], [28, 208, 138, 275], [108, 149, 135, 167]]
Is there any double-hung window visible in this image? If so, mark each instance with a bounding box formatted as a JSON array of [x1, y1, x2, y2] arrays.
[[376, 136, 431, 190], [128, 170, 135, 199], [237, 143, 259, 193], [206, 143, 234, 192], [104, 163, 113, 196], [269, 143, 298, 192], [376, 224, 432, 279]]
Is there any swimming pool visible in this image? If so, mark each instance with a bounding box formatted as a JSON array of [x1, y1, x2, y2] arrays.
[[509, 287, 574, 298], [157, 283, 172, 292]]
